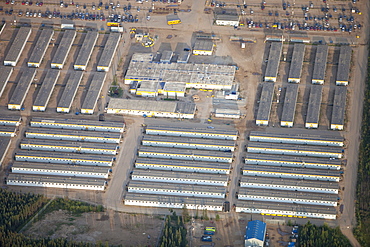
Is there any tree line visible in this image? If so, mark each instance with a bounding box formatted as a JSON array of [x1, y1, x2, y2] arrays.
[[159, 212, 187, 247]]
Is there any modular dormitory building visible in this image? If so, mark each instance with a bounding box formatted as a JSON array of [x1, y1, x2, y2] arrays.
[[240, 176, 339, 194], [96, 32, 121, 72], [331, 86, 347, 130], [28, 29, 54, 67], [0, 126, 17, 137], [11, 162, 111, 178], [8, 68, 36, 110], [51, 30, 76, 69], [25, 128, 121, 143], [336, 46, 352, 86], [0, 67, 13, 98], [33, 70, 60, 111], [74, 31, 98, 70], [245, 153, 341, 170], [30, 117, 125, 133], [7, 174, 107, 191], [131, 169, 229, 186], [264, 42, 282, 82], [305, 85, 323, 129], [0, 138, 12, 166], [242, 165, 341, 182], [236, 200, 336, 219], [256, 83, 274, 126], [141, 135, 236, 151], [56, 71, 84, 113], [4, 27, 32, 66], [15, 150, 115, 166], [20, 139, 118, 155], [124, 193, 224, 211], [249, 130, 344, 146], [288, 43, 305, 83], [312, 45, 328, 84], [81, 72, 106, 114], [0, 116, 22, 126], [280, 84, 298, 127], [127, 180, 226, 198], [134, 158, 231, 174]]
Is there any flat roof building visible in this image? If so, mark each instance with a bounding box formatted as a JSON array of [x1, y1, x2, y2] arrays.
[[30, 117, 124, 133], [160, 50, 173, 63], [177, 50, 190, 63], [166, 14, 181, 25], [107, 99, 196, 119], [193, 40, 214, 56], [264, 42, 282, 82], [57, 71, 84, 113], [0, 67, 13, 98], [0, 116, 22, 126], [336, 46, 352, 86], [28, 29, 54, 68], [0, 137, 12, 166], [245, 220, 266, 247], [81, 72, 106, 114], [51, 30, 76, 69], [312, 45, 328, 84], [4, 27, 32, 66], [33, 70, 60, 112], [281, 84, 298, 127], [288, 44, 305, 83], [7, 174, 107, 191], [305, 85, 323, 129], [331, 86, 347, 130], [256, 83, 274, 126], [74, 31, 98, 70], [0, 126, 17, 137], [214, 8, 239, 26], [245, 153, 341, 170], [97, 32, 121, 72], [8, 68, 36, 110]]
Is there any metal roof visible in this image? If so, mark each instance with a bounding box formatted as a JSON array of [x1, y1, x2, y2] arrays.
[[281, 84, 298, 123], [0, 126, 17, 134], [306, 85, 323, 124], [15, 150, 114, 162], [33, 70, 60, 108], [0, 67, 13, 97], [81, 72, 106, 111], [193, 40, 214, 51], [249, 130, 344, 143], [265, 42, 282, 79], [8, 68, 36, 107], [57, 71, 84, 110], [288, 43, 305, 80], [97, 32, 121, 68], [0, 116, 21, 124], [243, 165, 341, 177], [336, 46, 352, 83], [4, 27, 32, 64], [51, 30, 76, 66], [20, 139, 118, 151], [28, 29, 54, 65], [247, 142, 342, 154], [138, 146, 233, 158], [26, 127, 121, 140], [131, 169, 228, 182], [245, 220, 266, 242], [331, 86, 347, 126], [256, 83, 274, 122], [142, 134, 235, 147], [12, 162, 110, 174], [74, 31, 98, 67], [0, 137, 11, 164], [312, 45, 328, 82]]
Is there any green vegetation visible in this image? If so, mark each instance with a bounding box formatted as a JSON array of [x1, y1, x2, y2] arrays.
[[108, 86, 123, 98], [354, 53, 370, 246], [0, 189, 108, 247], [298, 222, 350, 247], [159, 212, 187, 247]]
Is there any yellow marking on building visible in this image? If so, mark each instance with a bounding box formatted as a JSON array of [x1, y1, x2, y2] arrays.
[[249, 135, 342, 144], [32, 121, 121, 130], [242, 170, 338, 178]]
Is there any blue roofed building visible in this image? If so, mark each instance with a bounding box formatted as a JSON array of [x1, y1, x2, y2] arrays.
[[245, 220, 266, 247]]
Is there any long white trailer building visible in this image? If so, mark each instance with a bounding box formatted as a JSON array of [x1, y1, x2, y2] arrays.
[[141, 135, 236, 151], [124, 193, 224, 211], [30, 117, 125, 133], [74, 31, 98, 70], [8, 68, 37, 110], [96, 32, 121, 72], [25, 128, 121, 144], [11, 162, 111, 178], [0, 67, 13, 98], [238, 188, 338, 206], [249, 130, 344, 147], [0, 138, 12, 166], [0, 116, 22, 126], [245, 153, 341, 170], [15, 151, 115, 166], [81, 72, 106, 114], [135, 158, 231, 174], [28, 29, 54, 67], [138, 146, 233, 163], [256, 83, 274, 126], [247, 142, 343, 158], [145, 124, 238, 140], [236, 201, 336, 220], [127, 181, 226, 198], [57, 71, 84, 113], [51, 30, 76, 69], [4, 27, 32, 66], [240, 176, 339, 194], [7, 174, 107, 191], [0, 126, 17, 137], [243, 165, 341, 182], [20, 139, 118, 155], [131, 170, 229, 186], [33, 70, 60, 111]]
